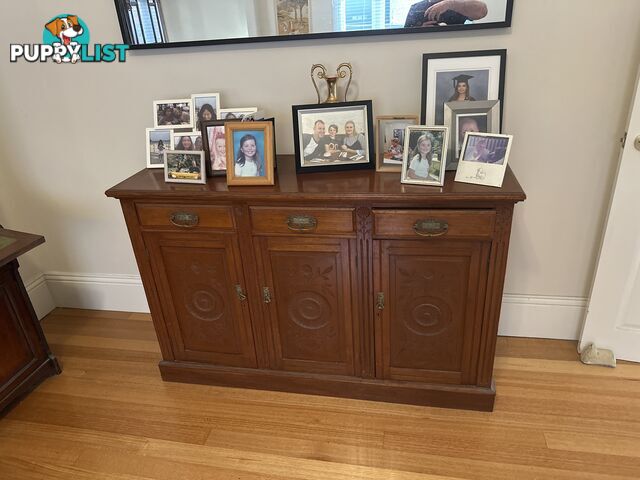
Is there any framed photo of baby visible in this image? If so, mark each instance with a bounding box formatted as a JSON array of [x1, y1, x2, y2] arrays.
[[455, 132, 512, 188], [292, 100, 374, 174], [421, 50, 506, 127], [376, 115, 419, 172], [225, 121, 275, 186], [401, 126, 449, 187]]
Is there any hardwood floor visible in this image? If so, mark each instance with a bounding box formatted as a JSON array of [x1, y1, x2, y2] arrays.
[[1, 308, 639, 479]]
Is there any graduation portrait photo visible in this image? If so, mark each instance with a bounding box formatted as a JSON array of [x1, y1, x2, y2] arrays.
[[421, 50, 506, 126]]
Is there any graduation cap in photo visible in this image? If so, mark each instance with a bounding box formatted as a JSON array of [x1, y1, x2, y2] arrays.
[[453, 74, 474, 87]]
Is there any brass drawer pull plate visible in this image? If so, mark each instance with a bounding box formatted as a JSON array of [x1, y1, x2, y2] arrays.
[[263, 287, 272, 304], [376, 292, 385, 311], [170, 212, 199, 228], [286, 214, 318, 232], [413, 219, 448, 237]]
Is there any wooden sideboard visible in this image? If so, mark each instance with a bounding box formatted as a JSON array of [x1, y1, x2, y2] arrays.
[[106, 155, 525, 411], [0, 228, 61, 414]]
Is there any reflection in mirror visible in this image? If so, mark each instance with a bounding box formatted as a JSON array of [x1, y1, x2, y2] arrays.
[[115, 0, 513, 48]]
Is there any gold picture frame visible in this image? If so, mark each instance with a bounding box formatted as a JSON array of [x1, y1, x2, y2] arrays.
[[225, 121, 275, 186]]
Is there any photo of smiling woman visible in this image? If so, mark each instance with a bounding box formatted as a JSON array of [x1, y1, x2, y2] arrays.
[[401, 126, 448, 186]]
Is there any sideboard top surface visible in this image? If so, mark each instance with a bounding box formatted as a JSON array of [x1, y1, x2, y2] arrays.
[[0, 229, 45, 268], [106, 155, 526, 204]]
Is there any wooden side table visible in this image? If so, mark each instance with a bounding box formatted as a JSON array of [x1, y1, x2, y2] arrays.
[[0, 228, 61, 414]]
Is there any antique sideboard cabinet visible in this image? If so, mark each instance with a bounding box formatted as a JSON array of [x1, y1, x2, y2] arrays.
[[106, 155, 525, 411]]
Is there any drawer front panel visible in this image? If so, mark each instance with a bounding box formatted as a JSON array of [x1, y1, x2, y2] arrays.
[[250, 207, 355, 235], [373, 210, 495, 239], [137, 204, 235, 230]]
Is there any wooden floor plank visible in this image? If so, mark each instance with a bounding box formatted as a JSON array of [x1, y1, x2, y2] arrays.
[[1, 307, 639, 480]]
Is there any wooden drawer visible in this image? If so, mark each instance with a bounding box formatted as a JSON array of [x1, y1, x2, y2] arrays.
[[136, 204, 235, 230], [250, 207, 355, 235], [373, 209, 495, 239]]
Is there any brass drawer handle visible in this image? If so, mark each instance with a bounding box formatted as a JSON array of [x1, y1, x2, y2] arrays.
[[286, 214, 317, 232], [263, 287, 272, 304], [170, 212, 199, 228], [376, 292, 385, 311], [413, 219, 448, 237], [235, 285, 247, 302]]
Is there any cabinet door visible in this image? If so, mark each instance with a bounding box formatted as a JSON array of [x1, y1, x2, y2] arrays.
[[374, 239, 489, 385], [255, 236, 357, 376], [144, 232, 257, 367], [0, 265, 47, 396]]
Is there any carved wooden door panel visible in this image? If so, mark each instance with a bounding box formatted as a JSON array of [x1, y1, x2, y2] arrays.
[[144, 232, 257, 367], [255, 236, 358, 376], [374, 239, 490, 385]]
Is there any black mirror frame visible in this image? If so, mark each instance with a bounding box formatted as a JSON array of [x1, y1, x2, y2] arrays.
[[114, 0, 514, 51]]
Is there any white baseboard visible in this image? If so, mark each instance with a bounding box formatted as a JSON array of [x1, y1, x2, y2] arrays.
[[25, 274, 56, 320], [34, 272, 588, 340], [499, 294, 587, 340], [45, 272, 150, 314]]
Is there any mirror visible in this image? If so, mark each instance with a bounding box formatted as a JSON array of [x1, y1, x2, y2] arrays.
[[115, 0, 513, 49]]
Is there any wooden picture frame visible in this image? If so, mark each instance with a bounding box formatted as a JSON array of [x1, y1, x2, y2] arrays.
[[225, 121, 275, 186], [292, 100, 375, 174], [375, 115, 419, 172]]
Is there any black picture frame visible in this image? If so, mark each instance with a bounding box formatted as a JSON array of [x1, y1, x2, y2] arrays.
[[114, 0, 514, 51], [420, 49, 507, 128], [292, 101, 375, 174]]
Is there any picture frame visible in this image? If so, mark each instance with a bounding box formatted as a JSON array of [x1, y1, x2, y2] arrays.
[[146, 128, 173, 169], [218, 107, 258, 121], [455, 132, 513, 188], [172, 131, 204, 152], [153, 98, 194, 129], [421, 50, 506, 127], [191, 93, 221, 129], [400, 126, 449, 187], [200, 119, 229, 177], [376, 115, 419, 172], [275, 0, 310, 35], [444, 99, 501, 170], [225, 121, 275, 186], [164, 150, 206, 184], [292, 100, 374, 174]]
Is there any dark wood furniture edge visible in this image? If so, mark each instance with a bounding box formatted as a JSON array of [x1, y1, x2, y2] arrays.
[[0, 355, 61, 416], [159, 360, 496, 412], [0, 230, 45, 269]]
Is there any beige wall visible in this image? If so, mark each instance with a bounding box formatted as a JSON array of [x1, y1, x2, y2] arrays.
[[1, 0, 640, 308]]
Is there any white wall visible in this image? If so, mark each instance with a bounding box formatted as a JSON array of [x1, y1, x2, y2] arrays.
[[1, 0, 639, 338]]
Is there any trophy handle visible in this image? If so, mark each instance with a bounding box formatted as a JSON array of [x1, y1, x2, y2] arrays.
[[337, 63, 353, 102], [311, 64, 328, 104]]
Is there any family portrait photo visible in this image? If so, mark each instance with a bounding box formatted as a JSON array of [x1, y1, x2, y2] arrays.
[[219, 108, 258, 121], [192, 93, 220, 130], [455, 132, 512, 188], [376, 116, 419, 172], [293, 101, 374, 174], [421, 50, 506, 126], [146, 128, 172, 168], [401, 126, 448, 187], [164, 151, 206, 184], [173, 133, 204, 152], [154, 99, 193, 128], [201, 121, 227, 176], [225, 121, 275, 186]]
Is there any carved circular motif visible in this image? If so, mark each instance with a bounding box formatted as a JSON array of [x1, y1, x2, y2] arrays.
[[185, 286, 225, 322], [404, 297, 451, 336], [287, 291, 330, 330]]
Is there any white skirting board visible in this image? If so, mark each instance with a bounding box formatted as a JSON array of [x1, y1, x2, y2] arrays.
[[26, 272, 588, 340]]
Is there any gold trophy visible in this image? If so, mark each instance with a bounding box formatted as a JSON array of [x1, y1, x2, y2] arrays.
[[311, 63, 353, 104]]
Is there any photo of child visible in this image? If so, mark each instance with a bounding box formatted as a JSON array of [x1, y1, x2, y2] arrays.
[[233, 131, 265, 178]]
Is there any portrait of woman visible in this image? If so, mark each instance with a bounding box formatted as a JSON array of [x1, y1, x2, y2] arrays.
[[342, 120, 367, 156], [175, 136, 195, 151], [234, 134, 264, 177], [448, 74, 476, 102], [196, 103, 216, 129], [401, 126, 448, 186]]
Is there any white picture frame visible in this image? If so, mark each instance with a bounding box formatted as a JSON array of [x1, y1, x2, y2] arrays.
[[164, 150, 206, 184], [191, 93, 221, 129], [146, 128, 173, 169], [172, 131, 204, 152], [153, 98, 194, 129], [401, 125, 449, 187], [455, 132, 513, 188], [218, 107, 258, 121]]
